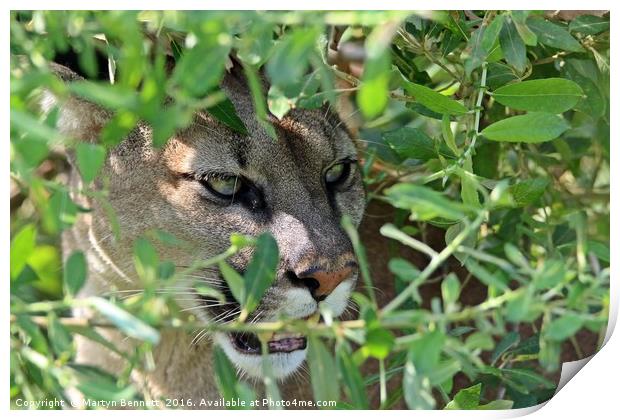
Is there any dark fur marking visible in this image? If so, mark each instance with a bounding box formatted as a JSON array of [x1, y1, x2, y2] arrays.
[[233, 139, 248, 168]]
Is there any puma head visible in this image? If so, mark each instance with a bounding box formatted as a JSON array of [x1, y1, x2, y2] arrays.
[[44, 63, 366, 379]]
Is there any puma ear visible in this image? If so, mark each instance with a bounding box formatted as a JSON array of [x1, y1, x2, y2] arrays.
[[40, 62, 111, 143]]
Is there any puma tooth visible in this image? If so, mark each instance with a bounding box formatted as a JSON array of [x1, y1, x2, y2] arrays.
[[271, 332, 303, 341]]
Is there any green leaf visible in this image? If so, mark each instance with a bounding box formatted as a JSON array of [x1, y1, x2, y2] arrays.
[[441, 114, 459, 154], [342, 215, 375, 304], [133, 237, 159, 283], [429, 359, 461, 386], [236, 21, 274, 66], [486, 62, 519, 90], [448, 230, 475, 270], [465, 260, 509, 291], [63, 251, 87, 297], [402, 80, 468, 115], [539, 338, 561, 372], [408, 330, 445, 374], [457, 165, 480, 208], [502, 368, 556, 389], [406, 102, 443, 120], [464, 14, 505, 76], [214, 346, 256, 409], [465, 332, 495, 351], [512, 11, 538, 46], [464, 25, 487, 76], [533, 259, 567, 290], [260, 350, 283, 409], [268, 73, 323, 118], [441, 273, 461, 305], [267, 85, 294, 120], [509, 178, 549, 207], [219, 261, 245, 306], [10, 224, 37, 280], [527, 18, 585, 52], [403, 359, 435, 409], [157, 261, 176, 280], [563, 64, 606, 118], [45, 189, 78, 233], [266, 28, 320, 89], [206, 96, 249, 135], [588, 240, 610, 263], [384, 127, 456, 161], [100, 111, 138, 147], [70, 364, 137, 402], [481, 113, 569, 143], [481, 14, 506, 52], [388, 258, 420, 281], [358, 73, 390, 120], [75, 143, 106, 184], [15, 315, 49, 354], [243, 233, 279, 314], [47, 312, 73, 356], [12, 137, 49, 170], [88, 297, 160, 344], [385, 183, 467, 221], [499, 20, 527, 74], [25, 245, 62, 297], [243, 63, 277, 140], [365, 327, 395, 359], [69, 81, 138, 110], [337, 343, 368, 408], [445, 383, 481, 409], [357, 24, 395, 119], [509, 334, 540, 356], [569, 15, 610, 35], [307, 336, 339, 404], [491, 332, 520, 365], [67, 325, 127, 358], [504, 243, 529, 269], [11, 109, 60, 145], [213, 346, 241, 402], [505, 289, 541, 322], [499, 20, 527, 73], [150, 104, 191, 148], [545, 313, 584, 341], [492, 78, 584, 113], [478, 400, 514, 410], [230, 233, 256, 248], [171, 37, 231, 98]]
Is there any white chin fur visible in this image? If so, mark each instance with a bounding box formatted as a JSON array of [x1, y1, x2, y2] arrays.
[[211, 278, 355, 379], [214, 332, 307, 379]]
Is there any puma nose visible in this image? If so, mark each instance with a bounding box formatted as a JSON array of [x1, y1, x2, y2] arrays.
[[297, 262, 356, 301]]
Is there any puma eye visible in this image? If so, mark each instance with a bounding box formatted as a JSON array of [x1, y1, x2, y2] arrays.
[[325, 161, 351, 185], [203, 175, 241, 198]]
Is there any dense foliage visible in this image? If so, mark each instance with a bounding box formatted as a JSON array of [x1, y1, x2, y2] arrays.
[[10, 10, 610, 409]]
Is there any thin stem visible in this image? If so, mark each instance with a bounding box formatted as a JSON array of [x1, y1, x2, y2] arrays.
[[456, 245, 516, 274], [379, 358, 387, 408], [460, 62, 488, 165], [410, 63, 488, 188], [381, 210, 487, 314]]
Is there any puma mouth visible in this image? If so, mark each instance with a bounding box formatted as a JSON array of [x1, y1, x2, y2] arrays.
[[230, 332, 307, 355]]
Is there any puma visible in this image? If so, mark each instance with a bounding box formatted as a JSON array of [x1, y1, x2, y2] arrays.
[[42, 59, 369, 404]]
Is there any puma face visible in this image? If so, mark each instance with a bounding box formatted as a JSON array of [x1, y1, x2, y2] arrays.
[[54, 67, 366, 379], [168, 101, 366, 378]]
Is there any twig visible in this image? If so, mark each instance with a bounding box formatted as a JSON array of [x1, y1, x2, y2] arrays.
[[381, 210, 487, 314]]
